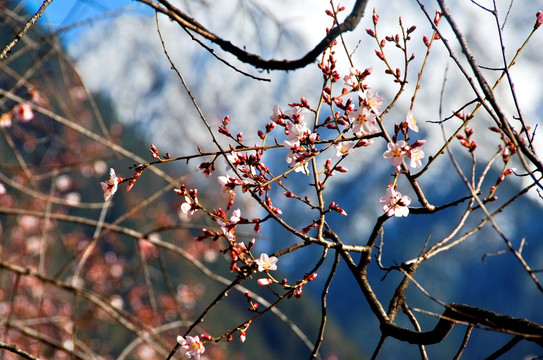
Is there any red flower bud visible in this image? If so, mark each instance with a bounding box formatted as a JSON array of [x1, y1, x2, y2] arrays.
[[373, 13, 379, 25], [423, 35, 430, 47], [535, 11, 543, 29]]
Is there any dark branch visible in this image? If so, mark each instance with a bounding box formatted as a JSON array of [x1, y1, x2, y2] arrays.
[[381, 303, 543, 346], [137, 0, 369, 71]]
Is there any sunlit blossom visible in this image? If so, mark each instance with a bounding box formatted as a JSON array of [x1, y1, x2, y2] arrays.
[[380, 185, 411, 217], [100, 168, 120, 201], [270, 104, 283, 122], [180, 196, 198, 215], [408, 147, 425, 168], [284, 121, 310, 149], [216, 209, 241, 241], [255, 253, 278, 272], [177, 335, 205, 360], [360, 90, 384, 113], [333, 141, 356, 157], [257, 278, 273, 286], [13, 103, 34, 122], [0, 113, 12, 128], [283, 106, 308, 122], [217, 174, 243, 192], [383, 141, 408, 169], [348, 107, 379, 136], [344, 67, 360, 88], [286, 151, 309, 175], [405, 110, 419, 132]]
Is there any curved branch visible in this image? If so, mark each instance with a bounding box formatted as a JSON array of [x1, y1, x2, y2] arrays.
[[137, 0, 369, 70], [381, 303, 543, 346]]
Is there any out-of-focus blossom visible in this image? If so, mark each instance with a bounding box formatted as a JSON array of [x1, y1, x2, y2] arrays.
[[100, 168, 120, 201], [0, 113, 12, 128], [13, 103, 34, 122], [257, 278, 273, 286]]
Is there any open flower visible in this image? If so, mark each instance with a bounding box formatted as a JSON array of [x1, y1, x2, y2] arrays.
[[344, 67, 361, 88], [177, 335, 205, 360], [180, 196, 198, 215], [270, 104, 283, 123], [333, 141, 356, 157], [285, 150, 309, 175], [284, 121, 310, 149], [348, 106, 379, 136], [383, 141, 408, 169], [217, 174, 244, 192], [283, 106, 308, 122], [360, 90, 384, 113], [408, 146, 425, 168], [380, 185, 411, 217], [100, 168, 121, 201], [405, 110, 419, 132], [216, 208, 241, 241], [255, 253, 278, 272]]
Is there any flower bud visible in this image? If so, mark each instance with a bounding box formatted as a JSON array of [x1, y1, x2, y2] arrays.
[[535, 11, 543, 29]]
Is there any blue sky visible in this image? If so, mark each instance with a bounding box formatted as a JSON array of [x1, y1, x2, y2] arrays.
[[26, 0, 150, 44]]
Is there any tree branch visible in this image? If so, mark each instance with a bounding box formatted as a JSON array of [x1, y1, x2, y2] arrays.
[[137, 0, 369, 70]]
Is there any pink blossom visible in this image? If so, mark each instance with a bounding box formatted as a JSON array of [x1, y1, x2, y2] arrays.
[[0, 182, 5, 194], [360, 90, 384, 113], [180, 196, 198, 215], [383, 141, 408, 168], [216, 209, 241, 241], [283, 106, 308, 122], [217, 174, 243, 192], [344, 67, 360, 88], [284, 121, 310, 149], [0, 113, 12, 128], [405, 110, 419, 132], [348, 107, 379, 136], [100, 168, 121, 201], [380, 185, 411, 217], [285, 151, 309, 175], [333, 141, 356, 157], [408, 146, 425, 168], [255, 253, 278, 272], [270, 105, 283, 122], [176, 335, 205, 359], [13, 103, 34, 122]]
